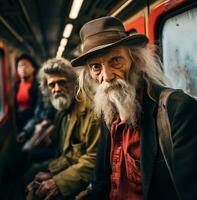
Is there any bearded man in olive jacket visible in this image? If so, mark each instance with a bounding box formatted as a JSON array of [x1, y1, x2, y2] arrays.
[[26, 58, 100, 200]]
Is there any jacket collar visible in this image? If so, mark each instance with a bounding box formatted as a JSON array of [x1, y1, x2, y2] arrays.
[[62, 98, 89, 151]]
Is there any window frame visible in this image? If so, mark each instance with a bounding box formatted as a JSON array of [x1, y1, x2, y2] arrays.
[[148, 0, 188, 44], [147, 1, 197, 97], [160, 6, 197, 96]]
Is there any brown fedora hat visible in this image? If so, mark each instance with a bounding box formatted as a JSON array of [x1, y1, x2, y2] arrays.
[[71, 16, 148, 67]]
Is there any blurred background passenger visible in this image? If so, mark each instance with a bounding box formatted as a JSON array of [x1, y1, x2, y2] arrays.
[[16, 92, 56, 144], [16, 92, 57, 164], [23, 58, 100, 200], [14, 54, 39, 133]]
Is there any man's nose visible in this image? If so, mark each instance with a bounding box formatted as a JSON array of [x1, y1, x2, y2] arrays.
[[19, 66, 25, 71], [53, 83, 61, 92], [102, 65, 114, 83]]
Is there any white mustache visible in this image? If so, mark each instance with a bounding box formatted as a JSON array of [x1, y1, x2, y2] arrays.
[[54, 93, 66, 99], [94, 78, 140, 127], [98, 79, 128, 95]]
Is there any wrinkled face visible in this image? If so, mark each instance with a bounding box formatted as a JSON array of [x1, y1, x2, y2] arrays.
[[17, 59, 34, 80], [47, 74, 74, 111], [86, 46, 141, 127], [87, 46, 132, 84]]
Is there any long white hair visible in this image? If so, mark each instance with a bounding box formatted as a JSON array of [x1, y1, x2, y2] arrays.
[[77, 45, 168, 126]]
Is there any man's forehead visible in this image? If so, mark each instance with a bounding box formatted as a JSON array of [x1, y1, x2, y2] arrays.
[[87, 46, 129, 62], [47, 74, 68, 83]]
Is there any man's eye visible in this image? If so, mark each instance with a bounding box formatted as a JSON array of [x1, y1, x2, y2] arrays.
[[110, 57, 122, 68], [48, 83, 55, 89], [58, 80, 67, 86], [90, 64, 102, 72]]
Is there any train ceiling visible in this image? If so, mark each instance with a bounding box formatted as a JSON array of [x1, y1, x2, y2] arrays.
[[0, 0, 148, 62]]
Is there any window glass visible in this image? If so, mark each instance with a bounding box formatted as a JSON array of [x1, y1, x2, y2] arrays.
[[0, 50, 5, 117], [162, 7, 197, 98]]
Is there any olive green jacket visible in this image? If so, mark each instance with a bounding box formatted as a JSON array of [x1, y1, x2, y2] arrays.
[[48, 99, 100, 197]]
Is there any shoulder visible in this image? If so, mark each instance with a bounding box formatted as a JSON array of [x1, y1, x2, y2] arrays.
[[167, 90, 197, 114], [150, 83, 197, 110], [14, 79, 21, 87], [165, 90, 197, 134], [31, 78, 39, 88], [75, 95, 95, 116], [150, 83, 197, 120]]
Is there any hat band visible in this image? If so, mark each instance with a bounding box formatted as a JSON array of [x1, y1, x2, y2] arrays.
[[82, 31, 127, 53]]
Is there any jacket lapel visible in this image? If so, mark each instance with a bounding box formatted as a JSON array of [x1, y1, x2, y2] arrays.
[[63, 100, 87, 152], [140, 89, 158, 199]]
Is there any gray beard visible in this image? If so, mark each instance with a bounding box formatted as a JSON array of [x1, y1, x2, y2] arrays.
[[51, 94, 73, 111], [94, 79, 141, 128]]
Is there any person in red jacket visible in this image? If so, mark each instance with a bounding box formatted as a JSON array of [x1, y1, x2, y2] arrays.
[[14, 54, 39, 133]]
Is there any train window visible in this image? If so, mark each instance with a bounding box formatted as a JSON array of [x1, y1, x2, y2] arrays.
[[0, 49, 5, 117], [161, 7, 197, 98]]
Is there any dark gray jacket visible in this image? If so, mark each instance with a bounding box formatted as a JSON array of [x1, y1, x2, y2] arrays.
[[91, 83, 197, 200]]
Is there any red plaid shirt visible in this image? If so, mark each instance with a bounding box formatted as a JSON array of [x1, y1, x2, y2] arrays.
[[110, 118, 143, 200]]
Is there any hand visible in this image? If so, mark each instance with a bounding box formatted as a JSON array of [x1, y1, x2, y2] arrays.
[[75, 183, 93, 200], [16, 131, 26, 143], [26, 180, 41, 192], [35, 179, 60, 200], [35, 120, 50, 133], [34, 171, 52, 182], [26, 172, 52, 192], [40, 120, 50, 127], [43, 137, 52, 146], [75, 190, 90, 200]]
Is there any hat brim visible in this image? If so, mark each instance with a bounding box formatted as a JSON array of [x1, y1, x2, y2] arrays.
[[71, 34, 148, 67]]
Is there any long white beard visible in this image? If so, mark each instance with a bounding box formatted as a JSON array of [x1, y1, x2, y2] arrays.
[[94, 79, 141, 127], [51, 93, 73, 111]]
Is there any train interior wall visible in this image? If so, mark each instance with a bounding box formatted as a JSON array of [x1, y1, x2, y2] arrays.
[[0, 0, 196, 199], [0, 42, 21, 199]]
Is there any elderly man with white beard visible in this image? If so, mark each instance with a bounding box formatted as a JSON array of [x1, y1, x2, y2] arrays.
[[72, 17, 197, 200], [24, 58, 100, 200]]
